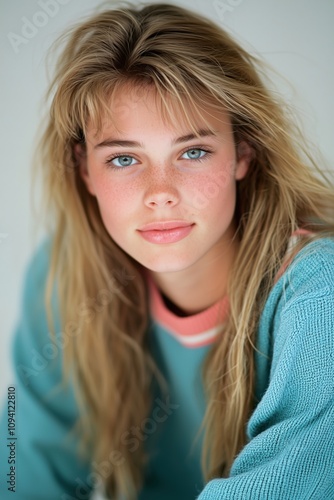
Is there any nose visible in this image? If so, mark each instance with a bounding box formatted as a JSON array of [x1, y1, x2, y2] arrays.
[[143, 169, 179, 209], [145, 191, 178, 209]]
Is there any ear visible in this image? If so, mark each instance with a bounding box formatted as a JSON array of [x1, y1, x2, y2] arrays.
[[235, 140, 254, 180], [74, 143, 96, 196]]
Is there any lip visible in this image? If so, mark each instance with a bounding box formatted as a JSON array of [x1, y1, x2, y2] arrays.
[[137, 221, 195, 244], [138, 220, 194, 231]]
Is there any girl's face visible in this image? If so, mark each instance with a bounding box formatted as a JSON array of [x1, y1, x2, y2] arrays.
[[78, 86, 251, 274]]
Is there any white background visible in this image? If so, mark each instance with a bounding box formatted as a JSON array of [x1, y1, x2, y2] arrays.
[[1, 0, 333, 406]]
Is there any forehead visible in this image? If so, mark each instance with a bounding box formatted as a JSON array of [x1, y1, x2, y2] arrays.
[[85, 81, 232, 139]]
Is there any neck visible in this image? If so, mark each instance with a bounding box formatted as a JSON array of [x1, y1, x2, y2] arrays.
[[148, 230, 239, 316]]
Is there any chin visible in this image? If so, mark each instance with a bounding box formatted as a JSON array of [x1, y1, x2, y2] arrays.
[[138, 255, 195, 274]]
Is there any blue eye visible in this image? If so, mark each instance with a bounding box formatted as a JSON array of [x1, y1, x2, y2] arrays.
[[181, 148, 208, 160], [108, 155, 138, 168]]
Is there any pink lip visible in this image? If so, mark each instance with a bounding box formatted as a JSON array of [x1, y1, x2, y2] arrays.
[[137, 221, 195, 244], [138, 220, 194, 231]]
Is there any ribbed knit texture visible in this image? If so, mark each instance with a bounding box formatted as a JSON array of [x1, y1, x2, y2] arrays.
[[0, 236, 333, 499], [197, 237, 334, 499]]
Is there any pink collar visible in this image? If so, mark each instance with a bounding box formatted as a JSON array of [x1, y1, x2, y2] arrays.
[[146, 272, 229, 348]]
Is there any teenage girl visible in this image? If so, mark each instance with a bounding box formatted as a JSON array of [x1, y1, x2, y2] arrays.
[[1, 3, 334, 499]]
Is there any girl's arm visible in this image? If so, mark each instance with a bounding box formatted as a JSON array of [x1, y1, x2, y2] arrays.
[[198, 238, 334, 499], [0, 239, 93, 500]]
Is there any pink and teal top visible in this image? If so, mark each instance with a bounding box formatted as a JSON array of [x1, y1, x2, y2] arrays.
[[1, 232, 334, 499]]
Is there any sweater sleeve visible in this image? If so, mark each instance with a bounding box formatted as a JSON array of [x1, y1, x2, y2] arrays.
[[0, 239, 94, 500], [197, 239, 334, 500]]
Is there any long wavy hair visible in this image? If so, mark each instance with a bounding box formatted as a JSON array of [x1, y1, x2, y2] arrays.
[[32, 2, 334, 498]]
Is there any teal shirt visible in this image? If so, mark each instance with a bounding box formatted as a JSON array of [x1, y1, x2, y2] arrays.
[[0, 237, 334, 499]]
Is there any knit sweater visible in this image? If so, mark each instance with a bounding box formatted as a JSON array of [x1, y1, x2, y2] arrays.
[[0, 235, 334, 499]]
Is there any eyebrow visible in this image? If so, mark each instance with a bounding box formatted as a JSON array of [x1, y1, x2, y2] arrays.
[[93, 128, 217, 149]]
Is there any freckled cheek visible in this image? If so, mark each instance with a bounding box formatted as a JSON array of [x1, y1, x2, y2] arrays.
[[183, 171, 235, 211], [94, 179, 139, 226]]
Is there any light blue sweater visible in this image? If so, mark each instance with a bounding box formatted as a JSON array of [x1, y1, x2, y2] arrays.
[[0, 236, 334, 499]]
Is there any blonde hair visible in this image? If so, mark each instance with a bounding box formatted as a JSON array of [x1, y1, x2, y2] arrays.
[[32, 2, 334, 498]]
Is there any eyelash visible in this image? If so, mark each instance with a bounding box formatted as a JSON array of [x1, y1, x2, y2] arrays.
[[104, 146, 214, 171]]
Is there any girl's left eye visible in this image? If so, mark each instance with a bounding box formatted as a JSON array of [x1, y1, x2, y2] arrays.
[[180, 148, 210, 161]]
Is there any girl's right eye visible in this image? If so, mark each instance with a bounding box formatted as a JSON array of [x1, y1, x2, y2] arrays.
[[105, 155, 138, 170]]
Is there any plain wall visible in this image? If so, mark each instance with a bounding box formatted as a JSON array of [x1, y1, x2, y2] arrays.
[[1, 0, 333, 405]]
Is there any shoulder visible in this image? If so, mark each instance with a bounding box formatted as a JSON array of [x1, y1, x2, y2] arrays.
[[280, 236, 334, 297], [263, 236, 334, 320], [272, 236, 334, 329], [255, 237, 334, 399], [275, 236, 334, 337], [270, 237, 334, 375], [17, 235, 61, 344], [12, 236, 66, 386]]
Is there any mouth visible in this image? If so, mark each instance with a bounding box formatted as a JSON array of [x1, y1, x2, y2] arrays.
[[137, 221, 195, 244], [138, 220, 194, 231]]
